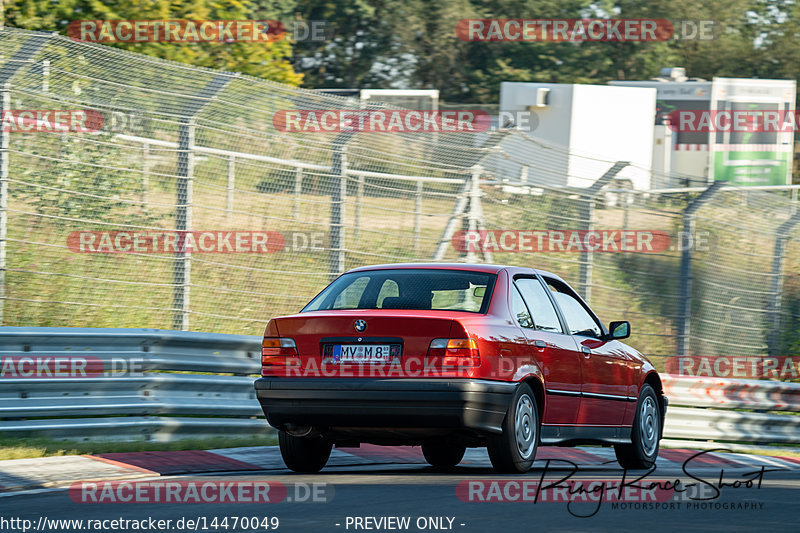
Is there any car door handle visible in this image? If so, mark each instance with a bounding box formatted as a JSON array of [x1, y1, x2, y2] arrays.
[[534, 340, 546, 350], [581, 346, 591, 356]]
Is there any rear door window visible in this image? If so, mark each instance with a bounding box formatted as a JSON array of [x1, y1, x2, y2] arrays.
[[511, 286, 534, 328], [515, 277, 563, 333]]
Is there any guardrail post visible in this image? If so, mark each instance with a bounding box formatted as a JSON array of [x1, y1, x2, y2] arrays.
[[0, 33, 52, 325], [329, 132, 354, 281], [676, 181, 726, 357], [578, 161, 629, 302], [766, 210, 800, 356], [172, 72, 237, 330]]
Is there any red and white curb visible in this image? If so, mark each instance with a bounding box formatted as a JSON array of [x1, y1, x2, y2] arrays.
[[1, 445, 798, 493]]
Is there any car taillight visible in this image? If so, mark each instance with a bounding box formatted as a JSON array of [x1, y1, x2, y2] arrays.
[[261, 337, 298, 366], [427, 338, 480, 367]]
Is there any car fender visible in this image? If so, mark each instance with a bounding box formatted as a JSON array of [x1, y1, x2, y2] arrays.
[[512, 362, 544, 385]]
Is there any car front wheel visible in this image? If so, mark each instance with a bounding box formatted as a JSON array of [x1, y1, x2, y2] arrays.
[[487, 383, 539, 473], [278, 430, 332, 473], [614, 383, 661, 469]]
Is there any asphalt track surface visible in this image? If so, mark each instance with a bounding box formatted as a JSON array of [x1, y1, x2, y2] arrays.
[[2, 446, 799, 533]]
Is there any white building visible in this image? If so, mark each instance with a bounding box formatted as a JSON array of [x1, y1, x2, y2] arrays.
[[612, 71, 796, 187], [498, 82, 657, 190]]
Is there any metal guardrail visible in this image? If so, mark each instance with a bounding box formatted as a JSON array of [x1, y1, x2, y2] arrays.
[[662, 375, 800, 446], [662, 375, 800, 412], [0, 327, 262, 374], [1, 327, 799, 446], [0, 375, 262, 418], [664, 407, 800, 444], [1, 417, 271, 442], [0, 327, 268, 441]]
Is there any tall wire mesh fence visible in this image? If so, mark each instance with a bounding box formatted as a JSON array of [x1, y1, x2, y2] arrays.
[[1, 28, 799, 374]]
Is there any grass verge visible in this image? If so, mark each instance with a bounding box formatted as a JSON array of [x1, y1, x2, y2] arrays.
[[0, 434, 277, 461]]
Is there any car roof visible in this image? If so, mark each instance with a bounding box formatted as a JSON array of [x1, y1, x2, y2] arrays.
[[345, 262, 565, 282]]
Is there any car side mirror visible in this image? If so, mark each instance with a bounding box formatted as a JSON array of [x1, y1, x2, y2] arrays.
[[607, 321, 630, 340]]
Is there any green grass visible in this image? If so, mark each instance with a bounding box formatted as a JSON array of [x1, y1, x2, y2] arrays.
[[0, 434, 277, 461]]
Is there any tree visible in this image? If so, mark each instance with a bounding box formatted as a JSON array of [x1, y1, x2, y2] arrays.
[[4, 0, 302, 85], [287, 0, 401, 88]]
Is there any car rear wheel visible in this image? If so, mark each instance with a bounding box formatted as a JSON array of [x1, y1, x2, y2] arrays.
[[614, 383, 661, 470], [278, 430, 332, 473], [421, 441, 466, 469], [487, 383, 539, 473]]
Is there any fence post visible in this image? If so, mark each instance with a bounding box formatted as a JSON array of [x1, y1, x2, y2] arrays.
[[141, 143, 150, 214], [329, 132, 354, 280], [622, 190, 631, 231], [766, 210, 800, 356], [414, 180, 423, 255], [172, 73, 237, 330], [676, 181, 726, 357], [41, 59, 50, 92], [433, 174, 471, 261], [173, 117, 194, 331], [225, 155, 235, 222], [0, 33, 51, 324], [293, 167, 302, 220], [578, 161, 629, 302], [465, 167, 482, 263], [353, 174, 364, 239], [520, 165, 529, 183], [0, 83, 9, 325]]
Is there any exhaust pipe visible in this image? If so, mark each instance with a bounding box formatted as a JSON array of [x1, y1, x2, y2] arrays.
[[283, 423, 315, 437]]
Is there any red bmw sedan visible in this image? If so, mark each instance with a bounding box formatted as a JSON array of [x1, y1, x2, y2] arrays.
[[255, 263, 667, 473]]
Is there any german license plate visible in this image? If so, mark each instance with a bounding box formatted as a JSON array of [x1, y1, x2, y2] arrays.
[[333, 344, 392, 364]]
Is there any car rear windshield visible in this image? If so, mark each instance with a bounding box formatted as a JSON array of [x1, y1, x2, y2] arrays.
[[302, 269, 497, 313]]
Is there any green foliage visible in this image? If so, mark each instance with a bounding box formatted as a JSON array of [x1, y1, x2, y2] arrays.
[[8, 0, 800, 102], [5, 0, 302, 85], [12, 133, 142, 224], [290, 0, 800, 104], [777, 273, 800, 356]]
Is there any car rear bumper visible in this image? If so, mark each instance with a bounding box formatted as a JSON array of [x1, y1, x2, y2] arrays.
[[254, 377, 516, 435]]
